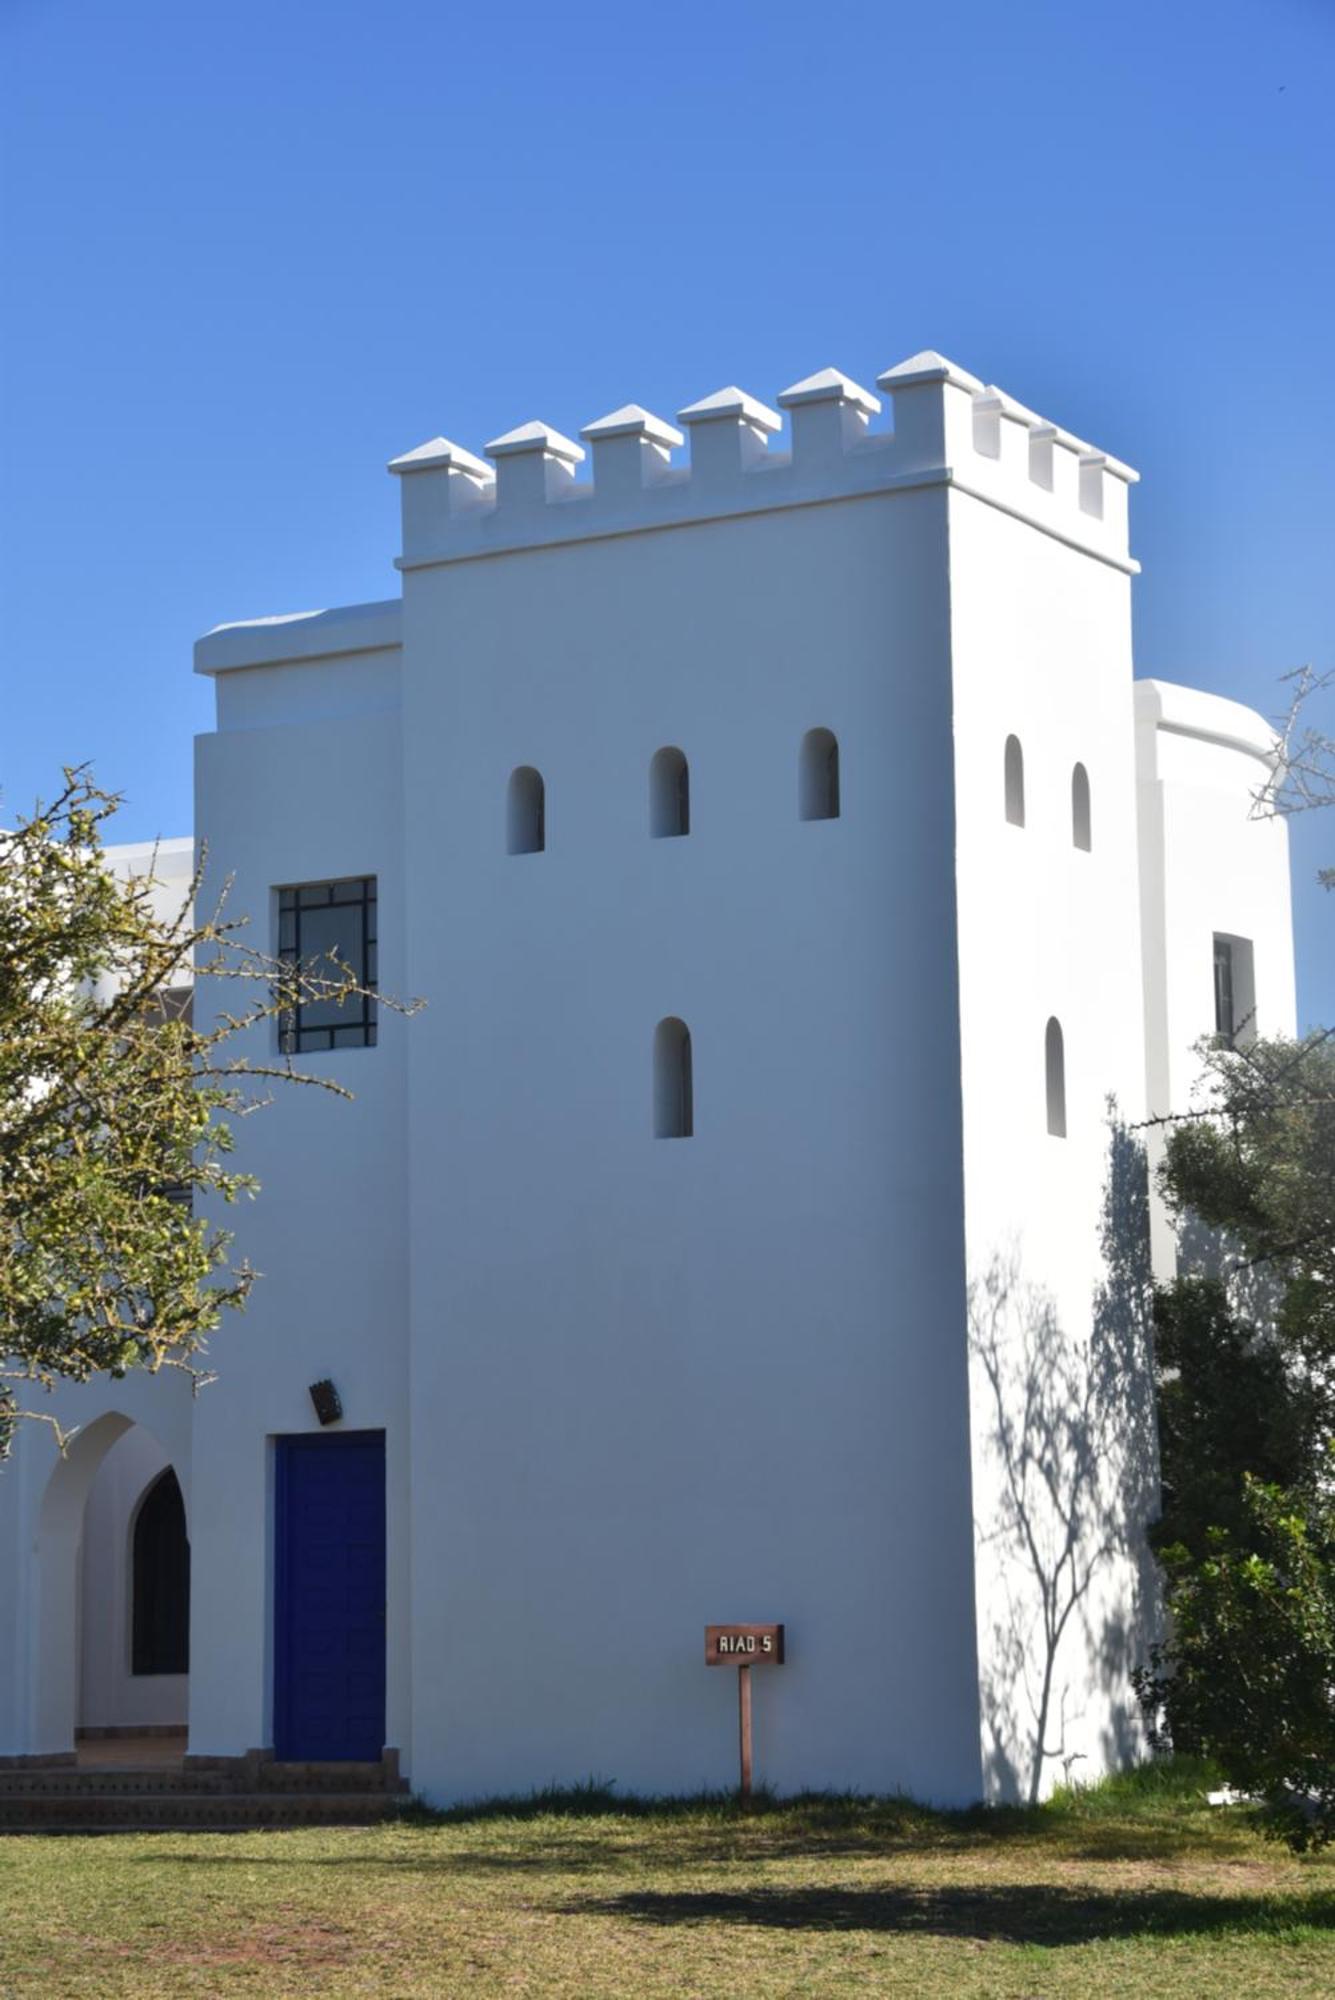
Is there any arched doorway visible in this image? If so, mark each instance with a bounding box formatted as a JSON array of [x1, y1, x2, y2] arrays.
[[33, 1412, 190, 1755]]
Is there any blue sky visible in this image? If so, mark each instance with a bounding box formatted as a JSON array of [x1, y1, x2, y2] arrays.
[[2, 0, 1332, 1022]]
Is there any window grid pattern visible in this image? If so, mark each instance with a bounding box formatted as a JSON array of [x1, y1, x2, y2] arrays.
[[278, 878, 378, 1054]]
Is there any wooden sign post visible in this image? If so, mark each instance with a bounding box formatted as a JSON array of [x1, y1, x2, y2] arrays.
[[705, 1624, 784, 1801]]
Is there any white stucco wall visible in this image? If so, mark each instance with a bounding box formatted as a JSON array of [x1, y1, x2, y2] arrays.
[[97, 837, 196, 1001], [398, 479, 982, 1804], [189, 629, 409, 1761], [949, 488, 1159, 1802]]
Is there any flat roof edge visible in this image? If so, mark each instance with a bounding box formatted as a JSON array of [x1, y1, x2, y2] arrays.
[[1135, 677, 1279, 766], [194, 599, 402, 676]]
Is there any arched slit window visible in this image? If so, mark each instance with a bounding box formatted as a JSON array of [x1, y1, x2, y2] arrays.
[[1071, 762, 1092, 851], [800, 728, 840, 821], [131, 1468, 190, 1676], [1045, 1017, 1067, 1138], [507, 765, 545, 855], [1004, 735, 1025, 826], [650, 746, 690, 838], [654, 1017, 693, 1138]]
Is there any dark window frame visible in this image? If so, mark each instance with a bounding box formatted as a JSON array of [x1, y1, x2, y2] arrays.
[[277, 877, 378, 1055], [1214, 936, 1236, 1045]]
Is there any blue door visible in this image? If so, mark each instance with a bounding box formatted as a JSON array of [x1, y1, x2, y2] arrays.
[[274, 1431, 386, 1761]]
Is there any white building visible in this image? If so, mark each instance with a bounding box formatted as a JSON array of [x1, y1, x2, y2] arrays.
[[0, 353, 1296, 1807]]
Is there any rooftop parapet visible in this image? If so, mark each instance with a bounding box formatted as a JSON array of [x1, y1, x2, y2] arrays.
[[388, 351, 1140, 574]]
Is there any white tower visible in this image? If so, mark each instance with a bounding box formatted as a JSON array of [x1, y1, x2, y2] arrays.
[[0, 351, 1295, 1811]]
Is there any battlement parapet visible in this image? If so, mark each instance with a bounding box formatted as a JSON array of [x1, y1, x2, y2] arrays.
[[388, 351, 1139, 574]]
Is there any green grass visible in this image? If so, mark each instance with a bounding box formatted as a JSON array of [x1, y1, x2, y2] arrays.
[[1, 1759, 1333, 1996]]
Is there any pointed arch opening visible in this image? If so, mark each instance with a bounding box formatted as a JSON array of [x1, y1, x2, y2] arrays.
[[1004, 735, 1025, 827], [650, 746, 690, 838], [1045, 1017, 1067, 1138], [1071, 761, 1092, 851], [800, 728, 840, 821], [653, 1017, 693, 1138], [132, 1468, 191, 1677], [507, 766, 545, 855]]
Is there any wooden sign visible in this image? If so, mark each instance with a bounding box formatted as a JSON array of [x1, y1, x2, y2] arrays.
[[706, 1624, 785, 1666], [705, 1625, 784, 1801]]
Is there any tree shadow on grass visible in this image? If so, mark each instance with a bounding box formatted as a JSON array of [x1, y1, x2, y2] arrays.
[[133, 1813, 1273, 1878], [561, 1882, 1335, 1947], [131, 1771, 1266, 1876]]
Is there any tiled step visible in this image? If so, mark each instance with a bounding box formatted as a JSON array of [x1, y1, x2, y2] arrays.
[[0, 1769, 233, 1798], [0, 1767, 404, 1800], [252, 1760, 406, 1793], [0, 1790, 406, 1832]]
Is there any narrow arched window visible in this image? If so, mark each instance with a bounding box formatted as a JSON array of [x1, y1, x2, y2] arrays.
[[1071, 762, 1091, 851], [507, 766, 545, 855], [1004, 735, 1025, 826], [1045, 1017, 1066, 1138], [132, 1469, 190, 1676], [654, 1017, 693, 1138], [800, 728, 840, 821], [650, 747, 690, 838]]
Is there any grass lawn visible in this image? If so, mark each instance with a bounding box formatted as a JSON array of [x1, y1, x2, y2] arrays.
[[1, 1761, 1332, 1997]]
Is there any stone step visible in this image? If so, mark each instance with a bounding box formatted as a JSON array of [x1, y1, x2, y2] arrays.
[[0, 1769, 232, 1798], [0, 1791, 406, 1832], [253, 1761, 405, 1793], [0, 1762, 407, 1801]]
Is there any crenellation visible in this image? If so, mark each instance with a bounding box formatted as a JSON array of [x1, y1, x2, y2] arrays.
[[676, 384, 782, 487], [1027, 424, 1056, 492], [971, 394, 1003, 460], [386, 436, 493, 561], [485, 420, 585, 511], [876, 350, 983, 471], [778, 367, 881, 467], [580, 404, 683, 499], [387, 350, 1138, 571], [1078, 453, 1106, 520]]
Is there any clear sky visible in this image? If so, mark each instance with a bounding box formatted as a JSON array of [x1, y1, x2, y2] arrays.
[[2, 0, 1332, 1022]]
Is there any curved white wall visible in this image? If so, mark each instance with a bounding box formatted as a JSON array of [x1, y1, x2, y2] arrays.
[[1136, 679, 1297, 1272]]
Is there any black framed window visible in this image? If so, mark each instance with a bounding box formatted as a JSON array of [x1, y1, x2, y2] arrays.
[[277, 878, 377, 1054]]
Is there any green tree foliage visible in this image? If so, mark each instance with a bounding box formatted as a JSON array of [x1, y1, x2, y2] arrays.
[[1150, 1479, 1335, 1851], [1137, 1032, 1335, 1847], [1, 771, 412, 1452]]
